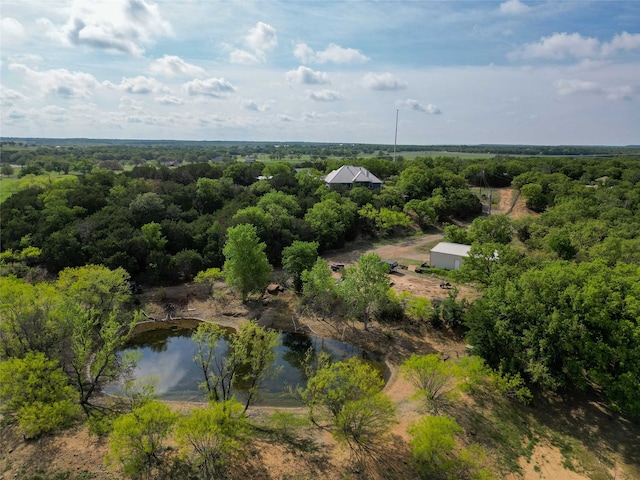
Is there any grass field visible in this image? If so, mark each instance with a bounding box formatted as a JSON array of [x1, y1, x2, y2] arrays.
[[0, 177, 21, 203]]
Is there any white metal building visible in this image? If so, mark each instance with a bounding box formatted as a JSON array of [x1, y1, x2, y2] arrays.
[[429, 242, 472, 270]]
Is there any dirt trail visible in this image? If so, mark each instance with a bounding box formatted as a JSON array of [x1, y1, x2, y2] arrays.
[[494, 186, 534, 219]]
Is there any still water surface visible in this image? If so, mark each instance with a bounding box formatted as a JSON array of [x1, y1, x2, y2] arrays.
[[112, 326, 386, 407]]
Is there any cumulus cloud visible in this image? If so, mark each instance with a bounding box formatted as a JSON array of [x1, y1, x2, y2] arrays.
[[9, 63, 101, 98], [60, 0, 172, 56], [278, 114, 293, 122], [516, 32, 599, 59], [240, 99, 270, 112], [149, 55, 205, 78], [512, 31, 640, 60], [230, 21, 277, 64], [400, 98, 442, 114], [156, 95, 184, 105], [362, 72, 407, 91], [499, 0, 531, 15], [246, 22, 277, 53], [119, 96, 145, 111], [183, 77, 236, 97], [555, 78, 637, 101], [0, 86, 27, 106], [294, 42, 369, 64], [286, 66, 330, 85], [119, 76, 164, 94], [307, 89, 344, 101], [230, 49, 260, 65], [1, 17, 25, 44], [601, 32, 640, 57]]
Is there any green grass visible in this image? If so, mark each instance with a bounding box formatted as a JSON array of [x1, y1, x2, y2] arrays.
[[0, 177, 21, 202]]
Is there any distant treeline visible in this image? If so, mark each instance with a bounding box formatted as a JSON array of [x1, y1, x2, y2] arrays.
[[2, 138, 639, 160]]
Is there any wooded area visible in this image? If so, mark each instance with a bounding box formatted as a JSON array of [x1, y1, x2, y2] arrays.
[[1, 141, 639, 479]]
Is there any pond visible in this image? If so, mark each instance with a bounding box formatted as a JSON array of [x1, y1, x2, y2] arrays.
[[109, 323, 387, 407]]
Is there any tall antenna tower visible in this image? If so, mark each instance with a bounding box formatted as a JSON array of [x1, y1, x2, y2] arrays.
[[393, 109, 399, 162]]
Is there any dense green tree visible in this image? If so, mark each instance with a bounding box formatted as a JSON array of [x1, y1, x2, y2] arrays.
[[301, 258, 338, 319], [1, 163, 14, 175], [465, 260, 640, 416], [443, 224, 472, 245], [338, 253, 390, 330], [129, 192, 166, 226], [282, 240, 319, 291], [458, 243, 523, 287], [171, 249, 204, 281], [222, 224, 272, 302], [469, 215, 513, 244], [404, 199, 438, 230], [358, 204, 412, 237]]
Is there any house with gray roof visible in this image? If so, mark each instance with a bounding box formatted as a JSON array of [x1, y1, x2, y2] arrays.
[[324, 165, 383, 190]]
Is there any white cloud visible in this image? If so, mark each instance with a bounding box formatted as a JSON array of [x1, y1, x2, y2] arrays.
[[554, 79, 600, 96], [0, 17, 25, 44], [286, 66, 330, 85], [229, 22, 277, 64], [240, 99, 270, 112], [120, 76, 164, 94], [41, 105, 67, 116], [9, 63, 101, 98], [603, 85, 635, 101], [400, 98, 442, 114], [601, 32, 640, 57], [307, 89, 344, 101], [499, 0, 531, 16], [516, 32, 599, 60], [246, 22, 277, 53], [156, 95, 184, 105], [278, 114, 293, 122], [512, 32, 640, 61], [293, 42, 369, 64], [183, 77, 236, 97], [362, 72, 407, 91], [149, 55, 205, 78], [60, 0, 172, 56], [555, 78, 636, 101], [0, 86, 27, 106], [293, 43, 315, 64], [230, 49, 260, 65], [119, 96, 145, 111]]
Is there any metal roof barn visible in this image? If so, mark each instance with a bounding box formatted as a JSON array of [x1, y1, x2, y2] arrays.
[[429, 242, 472, 270]]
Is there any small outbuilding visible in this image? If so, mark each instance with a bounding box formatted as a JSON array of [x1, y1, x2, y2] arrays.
[[429, 242, 472, 270]]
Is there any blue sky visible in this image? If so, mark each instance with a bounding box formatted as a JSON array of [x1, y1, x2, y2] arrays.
[[1, 0, 639, 145]]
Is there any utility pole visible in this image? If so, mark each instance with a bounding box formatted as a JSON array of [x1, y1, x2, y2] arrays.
[[393, 109, 398, 162]]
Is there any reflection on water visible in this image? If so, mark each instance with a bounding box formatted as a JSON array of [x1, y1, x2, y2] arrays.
[[109, 326, 386, 406]]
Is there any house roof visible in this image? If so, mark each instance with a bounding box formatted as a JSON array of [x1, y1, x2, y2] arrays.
[[324, 165, 382, 185], [430, 242, 472, 257]]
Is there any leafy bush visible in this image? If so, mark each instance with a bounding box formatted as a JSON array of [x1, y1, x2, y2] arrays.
[[105, 401, 178, 479], [409, 415, 491, 480], [402, 354, 458, 413], [0, 352, 81, 438]]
